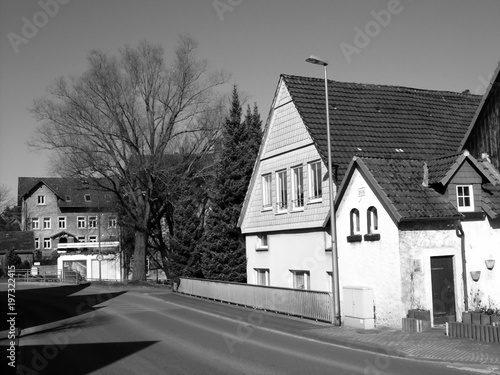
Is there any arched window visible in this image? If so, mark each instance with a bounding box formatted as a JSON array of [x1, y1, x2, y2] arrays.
[[347, 209, 362, 243], [367, 206, 378, 234], [350, 208, 360, 235], [365, 206, 381, 242]]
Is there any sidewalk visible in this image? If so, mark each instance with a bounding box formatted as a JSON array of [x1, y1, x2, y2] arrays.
[[300, 323, 500, 366]]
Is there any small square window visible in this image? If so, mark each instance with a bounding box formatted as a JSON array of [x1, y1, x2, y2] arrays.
[[43, 217, 51, 229], [43, 238, 51, 249], [291, 270, 310, 290], [31, 218, 39, 230], [88, 216, 97, 228], [89, 235, 97, 243], [255, 269, 270, 286], [456, 185, 474, 212], [77, 216, 86, 228], [77, 236, 86, 242], [35, 238, 40, 249], [37, 195, 45, 205], [84, 194, 91, 202], [58, 217, 66, 229], [256, 234, 268, 250], [108, 216, 117, 228]]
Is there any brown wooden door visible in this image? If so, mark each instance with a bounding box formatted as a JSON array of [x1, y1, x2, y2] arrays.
[[431, 256, 456, 324]]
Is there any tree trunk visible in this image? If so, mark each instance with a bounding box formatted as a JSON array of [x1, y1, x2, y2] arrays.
[[132, 230, 147, 281]]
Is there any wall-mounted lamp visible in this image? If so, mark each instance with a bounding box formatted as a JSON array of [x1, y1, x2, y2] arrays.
[[470, 271, 481, 282], [485, 259, 495, 270]]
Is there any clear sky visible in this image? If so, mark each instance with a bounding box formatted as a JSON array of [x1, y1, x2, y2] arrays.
[[1, 0, 499, 203]]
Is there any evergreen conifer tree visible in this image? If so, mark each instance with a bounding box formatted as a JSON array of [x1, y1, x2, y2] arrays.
[[201, 86, 262, 282]]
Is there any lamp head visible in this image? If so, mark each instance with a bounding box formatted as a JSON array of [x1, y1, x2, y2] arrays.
[[306, 55, 328, 66]]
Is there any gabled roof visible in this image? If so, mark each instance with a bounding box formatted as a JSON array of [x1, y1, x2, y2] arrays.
[[427, 150, 500, 187], [336, 157, 462, 225], [282, 75, 482, 181], [336, 152, 500, 225], [18, 177, 117, 208]]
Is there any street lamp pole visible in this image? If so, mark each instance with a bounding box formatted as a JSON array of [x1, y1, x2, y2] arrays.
[[306, 55, 341, 326]]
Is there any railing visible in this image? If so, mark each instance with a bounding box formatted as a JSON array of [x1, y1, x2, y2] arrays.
[[178, 277, 333, 323], [10, 268, 84, 284]]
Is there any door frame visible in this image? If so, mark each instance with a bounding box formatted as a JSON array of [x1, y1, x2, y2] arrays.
[[422, 248, 462, 327]]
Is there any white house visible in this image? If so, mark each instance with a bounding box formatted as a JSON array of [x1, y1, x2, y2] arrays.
[[238, 72, 500, 328]]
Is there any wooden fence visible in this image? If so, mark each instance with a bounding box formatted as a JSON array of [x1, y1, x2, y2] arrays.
[[448, 322, 500, 343], [178, 277, 333, 323]]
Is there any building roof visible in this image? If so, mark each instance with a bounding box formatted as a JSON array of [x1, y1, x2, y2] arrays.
[[337, 157, 463, 224], [18, 177, 117, 208], [336, 152, 500, 225], [282, 75, 482, 181], [427, 151, 500, 187]]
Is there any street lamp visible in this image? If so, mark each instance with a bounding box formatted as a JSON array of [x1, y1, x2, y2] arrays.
[[306, 55, 341, 326]]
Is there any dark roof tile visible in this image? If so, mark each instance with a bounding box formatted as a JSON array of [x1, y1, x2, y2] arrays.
[[282, 75, 481, 181]]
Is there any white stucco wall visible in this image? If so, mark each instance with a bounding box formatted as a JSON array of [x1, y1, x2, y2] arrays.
[[336, 168, 402, 327], [246, 228, 333, 290], [462, 217, 500, 310], [398, 223, 462, 326]]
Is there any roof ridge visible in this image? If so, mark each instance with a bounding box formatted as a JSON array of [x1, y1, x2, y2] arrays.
[[281, 74, 482, 98]]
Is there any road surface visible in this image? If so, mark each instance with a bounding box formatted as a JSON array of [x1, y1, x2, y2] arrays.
[[0, 283, 495, 374]]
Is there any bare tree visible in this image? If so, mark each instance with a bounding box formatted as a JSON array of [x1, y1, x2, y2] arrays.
[[31, 35, 229, 280], [0, 184, 13, 212]]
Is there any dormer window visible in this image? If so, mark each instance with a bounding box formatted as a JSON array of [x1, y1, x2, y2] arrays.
[[65, 195, 72, 202], [84, 194, 91, 202], [456, 185, 474, 212]]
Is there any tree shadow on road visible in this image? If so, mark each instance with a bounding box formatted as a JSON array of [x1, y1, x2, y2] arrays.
[[0, 283, 126, 332], [14, 341, 159, 375]]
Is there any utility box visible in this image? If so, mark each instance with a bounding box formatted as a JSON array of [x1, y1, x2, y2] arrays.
[[343, 286, 374, 329]]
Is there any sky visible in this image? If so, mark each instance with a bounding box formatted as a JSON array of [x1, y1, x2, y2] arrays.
[[1, 0, 499, 204]]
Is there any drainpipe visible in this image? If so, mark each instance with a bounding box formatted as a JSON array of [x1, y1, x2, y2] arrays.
[[456, 219, 468, 312]]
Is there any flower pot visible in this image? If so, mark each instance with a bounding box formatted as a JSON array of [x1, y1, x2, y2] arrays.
[[485, 259, 495, 270], [470, 271, 481, 282], [462, 312, 472, 324]]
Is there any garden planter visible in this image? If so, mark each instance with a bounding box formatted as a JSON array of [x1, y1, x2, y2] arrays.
[[408, 309, 431, 321], [462, 312, 472, 324], [471, 312, 482, 325], [481, 314, 492, 325]]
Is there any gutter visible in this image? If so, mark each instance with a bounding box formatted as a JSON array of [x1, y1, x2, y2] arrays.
[[455, 219, 468, 312]]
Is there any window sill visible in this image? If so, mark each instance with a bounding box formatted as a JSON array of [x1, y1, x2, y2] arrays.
[[261, 206, 273, 212], [256, 247, 268, 252], [364, 233, 381, 242], [291, 207, 304, 213], [347, 234, 362, 243], [308, 198, 323, 205]]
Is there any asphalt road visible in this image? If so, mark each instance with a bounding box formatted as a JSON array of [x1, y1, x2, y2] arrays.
[[0, 283, 488, 374]]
